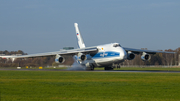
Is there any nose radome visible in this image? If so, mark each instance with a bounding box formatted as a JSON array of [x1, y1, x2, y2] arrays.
[[123, 50, 127, 59], [120, 48, 127, 60]]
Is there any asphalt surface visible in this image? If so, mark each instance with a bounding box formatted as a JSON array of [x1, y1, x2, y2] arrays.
[[1, 68, 180, 73]]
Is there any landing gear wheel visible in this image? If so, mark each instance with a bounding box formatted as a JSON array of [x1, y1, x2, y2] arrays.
[[117, 64, 121, 69], [104, 66, 113, 70], [90, 66, 94, 70]]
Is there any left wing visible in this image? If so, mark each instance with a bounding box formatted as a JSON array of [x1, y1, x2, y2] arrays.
[[123, 47, 175, 54], [0, 47, 98, 59]]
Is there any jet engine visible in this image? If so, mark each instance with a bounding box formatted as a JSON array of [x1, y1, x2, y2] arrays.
[[55, 54, 65, 63], [141, 52, 151, 61], [77, 53, 87, 61], [127, 52, 135, 60]]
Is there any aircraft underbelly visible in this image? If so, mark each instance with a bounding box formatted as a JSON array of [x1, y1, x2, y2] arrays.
[[93, 57, 124, 66]]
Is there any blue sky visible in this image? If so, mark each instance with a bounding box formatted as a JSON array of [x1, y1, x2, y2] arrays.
[[0, 0, 180, 54]]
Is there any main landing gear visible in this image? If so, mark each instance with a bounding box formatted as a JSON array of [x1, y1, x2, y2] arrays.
[[112, 63, 121, 69], [104, 66, 113, 70], [104, 64, 121, 70]]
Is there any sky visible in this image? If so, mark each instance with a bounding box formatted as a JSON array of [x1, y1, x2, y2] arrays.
[[0, 0, 180, 54]]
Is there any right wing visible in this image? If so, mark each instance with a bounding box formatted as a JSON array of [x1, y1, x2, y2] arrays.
[[123, 47, 175, 54], [0, 47, 98, 59]]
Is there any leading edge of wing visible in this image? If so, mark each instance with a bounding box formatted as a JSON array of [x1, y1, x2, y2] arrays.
[[0, 47, 98, 58], [123, 47, 175, 54]]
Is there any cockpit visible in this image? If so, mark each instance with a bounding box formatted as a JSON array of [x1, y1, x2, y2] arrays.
[[113, 43, 121, 47]]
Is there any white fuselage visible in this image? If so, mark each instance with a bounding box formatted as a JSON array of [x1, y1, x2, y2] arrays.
[[79, 43, 127, 67]]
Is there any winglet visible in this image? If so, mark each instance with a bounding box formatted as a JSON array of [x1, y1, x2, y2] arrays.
[[74, 23, 86, 48]]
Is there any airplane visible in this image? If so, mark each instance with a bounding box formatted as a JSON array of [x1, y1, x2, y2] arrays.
[[0, 23, 174, 70]]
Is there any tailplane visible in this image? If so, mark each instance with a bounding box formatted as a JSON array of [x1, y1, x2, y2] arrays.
[[74, 23, 86, 48]]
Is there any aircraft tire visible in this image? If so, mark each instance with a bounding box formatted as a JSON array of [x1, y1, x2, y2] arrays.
[[117, 64, 120, 68], [104, 66, 113, 70], [90, 66, 94, 70]]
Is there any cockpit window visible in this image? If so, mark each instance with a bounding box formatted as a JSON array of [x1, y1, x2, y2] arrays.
[[113, 44, 121, 47]]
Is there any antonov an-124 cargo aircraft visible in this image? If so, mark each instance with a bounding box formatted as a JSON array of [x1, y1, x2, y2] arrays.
[[0, 23, 174, 70]]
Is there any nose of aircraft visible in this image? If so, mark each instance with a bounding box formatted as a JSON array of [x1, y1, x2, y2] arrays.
[[120, 48, 127, 60]]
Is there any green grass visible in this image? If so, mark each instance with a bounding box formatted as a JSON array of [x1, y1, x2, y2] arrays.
[[1, 71, 180, 101]]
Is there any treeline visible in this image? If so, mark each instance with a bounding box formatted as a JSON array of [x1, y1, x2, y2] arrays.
[[0, 50, 27, 55], [0, 48, 180, 67]]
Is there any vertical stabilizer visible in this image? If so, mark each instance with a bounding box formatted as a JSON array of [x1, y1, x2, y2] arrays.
[[74, 23, 86, 48]]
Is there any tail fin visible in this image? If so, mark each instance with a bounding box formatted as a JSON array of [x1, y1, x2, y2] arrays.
[[74, 23, 86, 48]]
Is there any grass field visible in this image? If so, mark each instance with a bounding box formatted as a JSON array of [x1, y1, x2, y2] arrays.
[[1, 70, 180, 101]]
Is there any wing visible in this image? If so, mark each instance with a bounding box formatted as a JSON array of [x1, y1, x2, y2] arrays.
[[0, 47, 98, 59], [123, 47, 175, 54]]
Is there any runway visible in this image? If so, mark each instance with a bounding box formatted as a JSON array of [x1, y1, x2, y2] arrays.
[[1, 68, 180, 73]]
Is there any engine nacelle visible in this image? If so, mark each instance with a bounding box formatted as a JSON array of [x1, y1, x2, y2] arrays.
[[127, 52, 135, 60], [55, 54, 65, 63], [77, 53, 87, 61], [141, 52, 151, 61]]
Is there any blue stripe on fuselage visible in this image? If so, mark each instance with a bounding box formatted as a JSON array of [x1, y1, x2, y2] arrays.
[[92, 51, 120, 59]]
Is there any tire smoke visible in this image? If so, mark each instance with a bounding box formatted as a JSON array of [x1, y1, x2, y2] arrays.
[[67, 57, 86, 70]]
